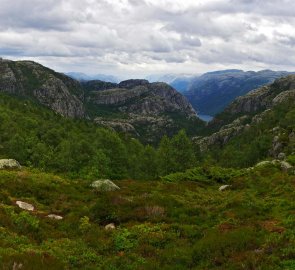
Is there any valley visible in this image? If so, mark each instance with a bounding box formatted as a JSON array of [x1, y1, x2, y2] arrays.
[[0, 58, 294, 270]]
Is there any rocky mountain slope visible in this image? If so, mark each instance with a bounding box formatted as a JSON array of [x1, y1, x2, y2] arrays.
[[0, 58, 85, 118], [183, 69, 293, 116], [194, 75, 295, 166], [0, 59, 203, 142], [83, 79, 203, 142]]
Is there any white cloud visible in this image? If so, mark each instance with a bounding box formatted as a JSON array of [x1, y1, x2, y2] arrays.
[[0, 0, 294, 77]]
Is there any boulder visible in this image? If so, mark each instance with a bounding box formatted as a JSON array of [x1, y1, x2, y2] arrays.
[[0, 159, 21, 169], [90, 179, 120, 192], [47, 214, 63, 220], [16, 201, 34, 211], [280, 161, 293, 172], [105, 223, 116, 230], [219, 185, 231, 191], [277, 152, 286, 160]]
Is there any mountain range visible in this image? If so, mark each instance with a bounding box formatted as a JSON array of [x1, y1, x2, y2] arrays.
[[148, 70, 294, 116], [66, 72, 119, 83], [0, 58, 203, 143], [0, 58, 294, 269], [183, 69, 294, 116], [66, 69, 294, 118]]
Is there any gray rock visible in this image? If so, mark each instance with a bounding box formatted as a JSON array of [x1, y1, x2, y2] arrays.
[[91, 179, 120, 192], [0, 159, 21, 169], [105, 223, 116, 230], [277, 153, 286, 160], [219, 185, 231, 191], [16, 201, 34, 211], [280, 161, 293, 172], [47, 214, 63, 220]]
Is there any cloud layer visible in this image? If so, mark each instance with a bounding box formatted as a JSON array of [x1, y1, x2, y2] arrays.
[[1, 0, 295, 77]]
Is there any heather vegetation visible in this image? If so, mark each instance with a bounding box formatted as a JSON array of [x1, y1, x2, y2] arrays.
[[0, 164, 294, 269]]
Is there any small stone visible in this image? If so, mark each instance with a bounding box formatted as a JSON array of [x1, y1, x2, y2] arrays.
[[47, 214, 63, 220], [16, 201, 34, 211], [105, 223, 116, 230], [219, 185, 231, 191]]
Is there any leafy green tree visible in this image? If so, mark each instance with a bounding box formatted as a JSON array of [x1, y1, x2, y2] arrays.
[[141, 145, 158, 180], [170, 130, 195, 173], [157, 135, 175, 176]]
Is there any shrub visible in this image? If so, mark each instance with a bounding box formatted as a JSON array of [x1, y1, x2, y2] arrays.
[[162, 166, 246, 183]]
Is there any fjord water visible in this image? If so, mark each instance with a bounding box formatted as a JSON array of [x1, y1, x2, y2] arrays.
[[198, 114, 213, 122]]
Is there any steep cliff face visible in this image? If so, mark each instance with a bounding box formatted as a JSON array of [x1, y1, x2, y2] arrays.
[[86, 80, 196, 117], [0, 59, 203, 142], [184, 70, 293, 115], [195, 75, 295, 154], [0, 59, 85, 118], [85, 79, 202, 142]]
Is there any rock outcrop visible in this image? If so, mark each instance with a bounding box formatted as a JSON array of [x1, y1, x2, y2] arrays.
[[193, 116, 249, 151], [87, 80, 196, 117], [90, 179, 120, 192], [85, 79, 202, 142], [223, 75, 295, 116], [0, 58, 203, 142], [184, 69, 293, 116], [196, 75, 295, 152], [0, 59, 85, 118]]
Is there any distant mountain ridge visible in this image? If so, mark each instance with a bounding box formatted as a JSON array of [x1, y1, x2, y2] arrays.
[[66, 72, 119, 83], [194, 75, 295, 165], [145, 70, 294, 117], [0, 59, 203, 142], [183, 69, 294, 116]]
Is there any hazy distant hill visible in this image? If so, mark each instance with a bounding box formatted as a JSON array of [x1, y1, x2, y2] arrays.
[[146, 74, 197, 93], [66, 72, 119, 83], [183, 69, 293, 116]]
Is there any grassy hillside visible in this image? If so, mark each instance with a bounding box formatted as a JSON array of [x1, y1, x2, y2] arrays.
[[0, 165, 294, 269]]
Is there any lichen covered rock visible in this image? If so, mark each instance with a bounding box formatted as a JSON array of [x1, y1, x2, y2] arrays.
[[0, 159, 21, 169], [90, 179, 120, 192]]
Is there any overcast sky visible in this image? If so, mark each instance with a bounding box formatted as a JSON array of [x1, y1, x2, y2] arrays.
[[1, 0, 295, 78]]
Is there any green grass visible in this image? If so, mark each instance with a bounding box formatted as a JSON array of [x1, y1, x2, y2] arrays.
[[0, 166, 294, 269]]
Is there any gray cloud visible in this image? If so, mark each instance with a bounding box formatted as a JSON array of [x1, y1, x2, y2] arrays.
[[0, 0, 294, 77]]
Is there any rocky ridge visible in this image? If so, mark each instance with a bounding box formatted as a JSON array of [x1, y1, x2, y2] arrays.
[[0, 58, 85, 118], [184, 69, 293, 115], [194, 75, 295, 156], [0, 59, 201, 141], [85, 79, 201, 141]]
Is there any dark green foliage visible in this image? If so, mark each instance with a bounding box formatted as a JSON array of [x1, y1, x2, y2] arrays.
[[205, 102, 295, 168], [162, 166, 246, 183], [0, 94, 198, 180]]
